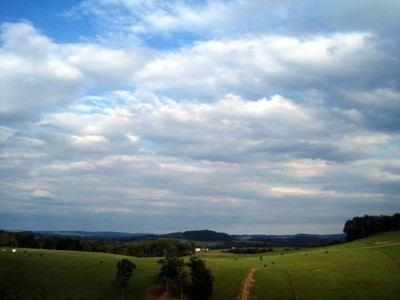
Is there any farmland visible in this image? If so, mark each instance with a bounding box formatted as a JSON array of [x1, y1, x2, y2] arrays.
[[1, 231, 399, 299]]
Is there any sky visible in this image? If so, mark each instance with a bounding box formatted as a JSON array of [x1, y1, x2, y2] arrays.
[[0, 0, 399, 234]]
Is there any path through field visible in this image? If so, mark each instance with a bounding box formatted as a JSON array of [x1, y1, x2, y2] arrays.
[[238, 267, 257, 300], [334, 241, 400, 251], [236, 240, 400, 300]]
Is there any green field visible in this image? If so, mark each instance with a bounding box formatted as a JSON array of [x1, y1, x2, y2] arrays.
[[1, 231, 399, 299]]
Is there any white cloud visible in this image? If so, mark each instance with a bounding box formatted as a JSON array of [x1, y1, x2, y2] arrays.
[[71, 0, 400, 45], [32, 90, 395, 166], [134, 32, 380, 99], [0, 22, 150, 122], [0, 23, 84, 119], [70, 134, 109, 147], [32, 189, 54, 199], [65, 43, 151, 86]]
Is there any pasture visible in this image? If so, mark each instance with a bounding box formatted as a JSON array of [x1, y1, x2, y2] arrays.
[[0, 231, 399, 299]]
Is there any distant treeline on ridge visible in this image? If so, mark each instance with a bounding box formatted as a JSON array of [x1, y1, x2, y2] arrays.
[[2, 214, 399, 256], [343, 213, 400, 241], [0, 232, 194, 257]]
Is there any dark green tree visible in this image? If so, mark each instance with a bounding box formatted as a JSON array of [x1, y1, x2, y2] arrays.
[[158, 256, 185, 293], [177, 264, 188, 300], [343, 213, 400, 241], [116, 259, 136, 299], [186, 257, 214, 300], [0, 233, 10, 247], [9, 232, 23, 247], [37, 236, 46, 249]]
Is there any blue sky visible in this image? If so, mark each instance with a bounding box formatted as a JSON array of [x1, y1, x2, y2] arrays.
[[0, 0, 94, 43], [1, 0, 399, 234]]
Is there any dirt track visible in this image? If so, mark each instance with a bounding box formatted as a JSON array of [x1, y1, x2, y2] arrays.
[[238, 267, 257, 300]]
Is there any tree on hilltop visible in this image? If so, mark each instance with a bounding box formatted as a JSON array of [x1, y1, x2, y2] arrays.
[[343, 213, 400, 241]]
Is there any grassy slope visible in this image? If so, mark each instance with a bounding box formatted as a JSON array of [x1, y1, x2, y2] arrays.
[[0, 249, 159, 299], [0, 231, 399, 299], [251, 231, 400, 300]]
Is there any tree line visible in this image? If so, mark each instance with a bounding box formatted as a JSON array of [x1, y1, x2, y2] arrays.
[[0, 231, 194, 257], [226, 235, 344, 248], [343, 213, 400, 241], [226, 247, 274, 254]]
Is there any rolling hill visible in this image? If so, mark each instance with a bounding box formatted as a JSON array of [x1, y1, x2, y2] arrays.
[[1, 231, 399, 299]]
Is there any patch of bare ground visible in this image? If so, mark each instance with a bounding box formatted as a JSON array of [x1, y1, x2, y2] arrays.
[[374, 240, 394, 245], [238, 267, 257, 300], [145, 285, 170, 300]]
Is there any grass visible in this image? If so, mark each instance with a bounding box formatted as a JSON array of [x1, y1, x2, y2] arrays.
[[253, 270, 295, 299], [0, 249, 159, 299], [0, 231, 399, 299], [250, 231, 400, 300]]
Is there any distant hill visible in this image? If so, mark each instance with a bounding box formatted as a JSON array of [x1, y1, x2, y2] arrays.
[[164, 229, 234, 242], [25, 229, 344, 246], [230, 233, 345, 247]]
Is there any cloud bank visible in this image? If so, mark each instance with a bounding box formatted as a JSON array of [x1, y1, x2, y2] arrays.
[[0, 0, 399, 234]]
